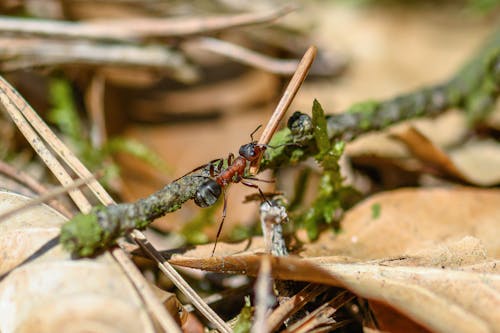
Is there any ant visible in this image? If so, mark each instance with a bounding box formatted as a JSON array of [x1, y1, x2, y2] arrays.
[[181, 125, 273, 255]]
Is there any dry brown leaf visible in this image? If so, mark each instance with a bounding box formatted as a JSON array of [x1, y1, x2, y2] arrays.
[[170, 186, 500, 333], [0, 191, 156, 333], [170, 242, 500, 333], [391, 126, 466, 181], [392, 127, 500, 186]]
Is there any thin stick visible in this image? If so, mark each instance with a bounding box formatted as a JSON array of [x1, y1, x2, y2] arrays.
[[0, 6, 294, 41], [251, 256, 273, 333], [0, 174, 97, 223], [0, 38, 197, 82], [282, 291, 354, 333], [134, 231, 232, 333], [0, 76, 181, 332], [250, 46, 317, 174], [86, 72, 107, 148], [190, 37, 303, 75], [0, 77, 93, 212], [0, 160, 72, 217], [5, 74, 227, 330], [112, 247, 182, 333], [267, 284, 329, 332]]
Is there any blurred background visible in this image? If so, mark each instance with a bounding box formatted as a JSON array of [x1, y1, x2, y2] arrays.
[[0, 0, 498, 247]]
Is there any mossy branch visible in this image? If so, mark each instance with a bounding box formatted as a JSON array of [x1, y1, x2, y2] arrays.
[[60, 175, 209, 257], [261, 29, 500, 170]]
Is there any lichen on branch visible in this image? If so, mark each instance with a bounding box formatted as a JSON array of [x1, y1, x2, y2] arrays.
[[261, 29, 500, 170]]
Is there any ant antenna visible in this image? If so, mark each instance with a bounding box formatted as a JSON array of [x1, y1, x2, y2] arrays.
[[250, 124, 262, 142]]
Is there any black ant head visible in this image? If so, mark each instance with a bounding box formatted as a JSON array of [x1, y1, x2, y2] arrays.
[[194, 179, 222, 208], [239, 142, 266, 161]]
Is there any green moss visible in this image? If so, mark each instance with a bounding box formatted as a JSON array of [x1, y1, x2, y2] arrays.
[[299, 100, 347, 240], [347, 100, 380, 129], [60, 211, 106, 257]]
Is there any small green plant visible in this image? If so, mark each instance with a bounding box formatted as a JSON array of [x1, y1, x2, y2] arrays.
[[232, 296, 253, 333], [48, 77, 167, 187], [299, 100, 349, 240]]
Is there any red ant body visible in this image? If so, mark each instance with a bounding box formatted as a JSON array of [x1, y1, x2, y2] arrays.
[[184, 126, 272, 255]]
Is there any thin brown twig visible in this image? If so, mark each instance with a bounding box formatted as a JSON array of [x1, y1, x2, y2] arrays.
[[250, 45, 317, 174], [86, 72, 107, 148], [134, 232, 232, 333], [0, 160, 72, 218], [0, 77, 93, 211], [283, 291, 355, 333], [189, 37, 303, 75], [0, 174, 97, 223], [0, 6, 294, 41], [0, 38, 198, 82], [0, 75, 182, 333], [251, 256, 274, 333], [6, 74, 232, 332], [267, 284, 329, 332]]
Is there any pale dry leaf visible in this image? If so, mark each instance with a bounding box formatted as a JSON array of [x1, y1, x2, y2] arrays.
[[170, 186, 500, 333], [171, 241, 500, 333], [392, 127, 500, 186], [0, 191, 156, 333], [449, 139, 500, 186], [391, 126, 466, 181]]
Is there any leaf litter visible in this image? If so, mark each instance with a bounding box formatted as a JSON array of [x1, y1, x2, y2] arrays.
[[170, 187, 500, 333], [1, 1, 500, 333]]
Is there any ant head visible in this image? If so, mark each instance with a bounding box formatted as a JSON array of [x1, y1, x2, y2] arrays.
[[194, 179, 222, 208], [239, 142, 266, 161]]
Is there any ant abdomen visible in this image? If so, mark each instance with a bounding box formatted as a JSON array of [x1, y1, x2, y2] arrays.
[[194, 179, 222, 207]]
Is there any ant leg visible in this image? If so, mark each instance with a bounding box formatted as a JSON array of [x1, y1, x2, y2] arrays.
[[227, 153, 234, 166], [241, 180, 271, 205], [214, 158, 224, 176], [209, 163, 216, 178], [173, 164, 208, 181], [173, 158, 223, 181], [243, 176, 275, 183], [211, 188, 227, 257]]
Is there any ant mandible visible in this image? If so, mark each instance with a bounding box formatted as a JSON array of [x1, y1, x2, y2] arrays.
[[183, 125, 273, 255]]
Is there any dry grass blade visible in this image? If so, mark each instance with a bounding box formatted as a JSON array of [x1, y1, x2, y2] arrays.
[[111, 248, 182, 333], [250, 45, 317, 174], [3, 75, 233, 332], [267, 284, 329, 332], [0, 75, 182, 333], [0, 76, 92, 211], [0, 160, 71, 217], [86, 73, 107, 147], [0, 174, 96, 222], [284, 291, 354, 333], [251, 256, 273, 333], [0, 5, 294, 41], [134, 233, 232, 333], [190, 37, 304, 75], [0, 38, 197, 82]]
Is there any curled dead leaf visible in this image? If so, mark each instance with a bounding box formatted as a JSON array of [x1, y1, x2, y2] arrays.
[[0, 191, 156, 333]]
